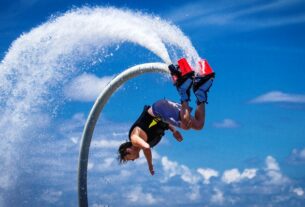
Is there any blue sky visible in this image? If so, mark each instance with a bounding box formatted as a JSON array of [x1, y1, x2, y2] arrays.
[[1, 0, 305, 207]]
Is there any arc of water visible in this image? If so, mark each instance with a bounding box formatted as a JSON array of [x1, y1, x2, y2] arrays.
[[78, 62, 169, 207]]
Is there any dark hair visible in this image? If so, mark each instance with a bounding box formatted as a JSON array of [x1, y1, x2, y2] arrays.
[[117, 141, 133, 164]]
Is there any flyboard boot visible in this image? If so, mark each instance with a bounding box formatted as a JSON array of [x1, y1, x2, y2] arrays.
[[193, 59, 215, 104], [168, 58, 194, 103]]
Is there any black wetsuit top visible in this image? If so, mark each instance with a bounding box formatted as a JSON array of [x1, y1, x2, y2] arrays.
[[129, 105, 169, 148]]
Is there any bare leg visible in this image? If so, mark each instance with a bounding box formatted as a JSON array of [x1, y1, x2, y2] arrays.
[[180, 101, 192, 129], [191, 103, 205, 130]]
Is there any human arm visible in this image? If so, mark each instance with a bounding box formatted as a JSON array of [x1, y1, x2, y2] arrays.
[[168, 124, 183, 142], [130, 128, 154, 175], [143, 148, 154, 175], [130, 127, 150, 149]]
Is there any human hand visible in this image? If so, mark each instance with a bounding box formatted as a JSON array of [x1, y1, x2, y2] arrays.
[[173, 130, 183, 142], [149, 164, 155, 176]]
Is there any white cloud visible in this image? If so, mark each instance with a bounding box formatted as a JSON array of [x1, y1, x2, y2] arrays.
[[250, 91, 305, 104], [0, 174, 12, 190], [210, 188, 224, 205], [152, 149, 161, 160], [242, 169, 257, 179], [59, 113, 86, 134], [100, 157, 115, 168], [7, 106, 301, 207], [180, 165, 200, 185], [160, 157, 204, 201], [41, 189, 63, 204], [287, 148, 305, 164], [127, 186, 159, 205], [161, 156, 200, 185], [246, 13, 305, 28], [197, 168, 219, 184], [222, 169, 240, 184], [222, 168, 257, 184], [224, 0, 296, 21], [293, 187, 304, 197], [70, 136, 78, 144], [93, 204, 109, 207], [188, 185, 201, 201], [91, 139, 122, 149], [300, 149, 305, 159], [266, 156, 280, 171], [119, 169, 133, 178], [265, 156, 290, 185], [213, 118, 239, 128], [161, 156, 179, 179], [167, 1, 305, 29], [112, 132, 128, 137], [64, 73, 113, 102], [88, 162, 94, 170]]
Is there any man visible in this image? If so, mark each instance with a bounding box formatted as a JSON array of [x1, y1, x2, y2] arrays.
[[117, 58, 215, 175]]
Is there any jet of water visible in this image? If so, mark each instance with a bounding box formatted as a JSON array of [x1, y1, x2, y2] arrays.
[[0, 6, 199, 199]]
